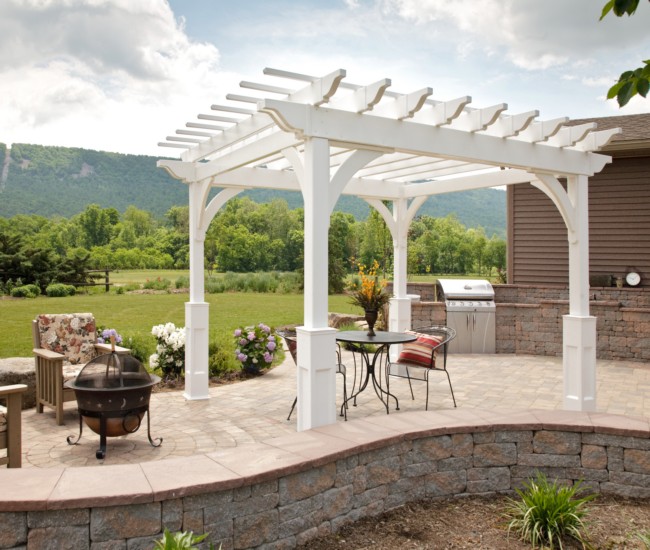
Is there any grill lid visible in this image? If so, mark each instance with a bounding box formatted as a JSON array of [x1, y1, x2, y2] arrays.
[[437, 279, 494, 300], [72, 353, 154, 389]]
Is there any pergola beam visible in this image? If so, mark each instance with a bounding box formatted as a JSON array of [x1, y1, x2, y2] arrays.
[[259, 99, 611, 176]]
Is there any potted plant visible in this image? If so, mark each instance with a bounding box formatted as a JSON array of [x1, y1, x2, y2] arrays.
[[347, 260, 391, 336], [233, 323, 281, 374]]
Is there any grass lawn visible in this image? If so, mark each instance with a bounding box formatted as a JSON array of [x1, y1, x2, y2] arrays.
[[108, 269, 189, 286], [0, 292, 359, 358]]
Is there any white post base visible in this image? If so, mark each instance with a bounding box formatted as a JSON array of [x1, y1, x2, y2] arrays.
[[388, 297, 412, 361], [296, 326, 337, 431], [562, 314, 597, 411], [184, 302, 210, 401]]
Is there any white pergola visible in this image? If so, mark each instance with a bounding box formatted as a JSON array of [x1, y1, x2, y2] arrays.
[[158, 68, 620, 432]]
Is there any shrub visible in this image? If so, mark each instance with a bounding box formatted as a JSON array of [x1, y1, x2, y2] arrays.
[[114, 286, 125, 295], [153, 528, 217, 550], [223, 271, 245, 292], [150, 323, 186, 378], [11, 284, 41, 298], [143, 277, 172, 291], [121, 333, 154, 365], [205, 278, 225, 294], [4, 278, 22, 295], [122, 282, 142, 292], [504, 471, 595, 549], [233, 323, 281, 373], [45, 283, 76, 297], [175, 275, 189, 289], [208, 339, 239, 377], [277, 271, 303, 293]]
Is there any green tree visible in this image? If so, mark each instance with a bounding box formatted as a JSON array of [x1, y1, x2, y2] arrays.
[[0, 232, 26, 283], [123, 205, 155, 237], [166, 206, 189, 234], [328, 211, 355, 293], [601, 0, 650, 106], [75, 204, 116, 248], [359, 207, 392, 277], [57, 248, 94, 286], [466, 227, 488, 276], [485, 236, 507, 277]]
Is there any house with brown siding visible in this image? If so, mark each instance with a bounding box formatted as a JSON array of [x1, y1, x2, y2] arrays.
[[507, 113, 650, 287], [501, 113, 650, 361]]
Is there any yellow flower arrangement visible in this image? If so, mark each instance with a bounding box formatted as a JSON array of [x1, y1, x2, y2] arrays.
[[348, 260, 391, 311]]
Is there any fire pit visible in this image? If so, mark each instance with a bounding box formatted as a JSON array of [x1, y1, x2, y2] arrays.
[[65, 351, 162, 459]]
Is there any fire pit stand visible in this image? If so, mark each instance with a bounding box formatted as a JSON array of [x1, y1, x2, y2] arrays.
[[65, 350, 163, 459], [67, 402, 162, 459]]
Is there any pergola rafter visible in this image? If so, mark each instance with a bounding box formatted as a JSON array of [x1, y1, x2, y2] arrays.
[[158, 67, 620, 431]]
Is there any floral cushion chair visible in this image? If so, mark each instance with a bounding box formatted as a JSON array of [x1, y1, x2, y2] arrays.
[[32, 313, 129, 425]]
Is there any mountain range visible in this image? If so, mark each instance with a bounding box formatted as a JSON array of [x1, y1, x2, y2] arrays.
[[0, 143, 506, 237]]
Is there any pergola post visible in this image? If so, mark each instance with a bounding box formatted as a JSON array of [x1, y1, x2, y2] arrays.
[[184, 180, 210, 401], [389, 198, 411, 360], [563, 175, 596, 411], [297, 137, 337, 431]]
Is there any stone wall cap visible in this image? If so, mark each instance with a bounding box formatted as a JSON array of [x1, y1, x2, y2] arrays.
[[1, 409, 649, 513]]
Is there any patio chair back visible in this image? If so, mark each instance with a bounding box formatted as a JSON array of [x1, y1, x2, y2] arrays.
[[388, 325, 457, 410]]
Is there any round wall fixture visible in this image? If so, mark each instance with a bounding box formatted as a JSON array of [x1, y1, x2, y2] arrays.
[[626, 271, 641, 287]]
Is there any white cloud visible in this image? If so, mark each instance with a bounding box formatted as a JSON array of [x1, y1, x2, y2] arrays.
[[382, 0, 650, 70], [0, 0, 223, 154], [1, 0, 649, 157]]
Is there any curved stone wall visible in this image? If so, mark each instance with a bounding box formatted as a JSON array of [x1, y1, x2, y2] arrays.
[[1, 409, 649, 549]]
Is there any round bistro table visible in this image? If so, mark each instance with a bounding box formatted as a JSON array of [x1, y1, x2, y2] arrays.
[[335, 330, 417, 415]]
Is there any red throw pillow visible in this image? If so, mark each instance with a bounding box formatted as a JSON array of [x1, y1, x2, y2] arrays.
[[397, 331, 443, 368]]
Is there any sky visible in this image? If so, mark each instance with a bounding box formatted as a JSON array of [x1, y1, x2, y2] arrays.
[[1, 0, 649, 157]]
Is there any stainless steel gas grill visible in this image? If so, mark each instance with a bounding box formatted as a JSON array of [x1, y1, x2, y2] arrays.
[[436, 279, 496, 354]]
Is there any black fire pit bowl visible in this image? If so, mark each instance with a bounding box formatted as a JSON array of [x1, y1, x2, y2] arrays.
[[65, 352, 162, 459]]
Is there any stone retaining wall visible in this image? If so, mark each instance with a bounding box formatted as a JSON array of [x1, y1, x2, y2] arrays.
[[1, 410, 649, 549], [0, 359, 35, 410], [495, 285, 650, 361]]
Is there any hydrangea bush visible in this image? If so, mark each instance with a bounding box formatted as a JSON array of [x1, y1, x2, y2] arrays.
[[150, 322, 186, 378], [97, 328, 123, 345], [233, 323, 280, 373]]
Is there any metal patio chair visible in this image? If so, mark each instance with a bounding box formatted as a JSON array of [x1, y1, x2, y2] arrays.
[[277, 329, 351, 421], [387, 325, 457, 410]]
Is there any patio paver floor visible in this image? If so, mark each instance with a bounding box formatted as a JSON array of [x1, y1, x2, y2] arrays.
[[9, 351, 650, 468]]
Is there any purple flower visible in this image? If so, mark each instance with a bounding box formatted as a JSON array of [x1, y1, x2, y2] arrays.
[[98, 328, 122, 344], [263, 351, 273, 363], [247, 331, 256, 341], [239, 338, 248, 346], [237, 353, 247, 362], [267, 341, 276, 351], [234, 328, 242, 337]]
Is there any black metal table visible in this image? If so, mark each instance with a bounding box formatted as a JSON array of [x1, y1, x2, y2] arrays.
[[336, 330, 416, 415]]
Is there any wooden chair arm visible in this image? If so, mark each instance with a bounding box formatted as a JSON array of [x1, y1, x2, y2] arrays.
[[32, 348, 65, 361], [0, 384, 28, 397], [94, 343, 131, 355]]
